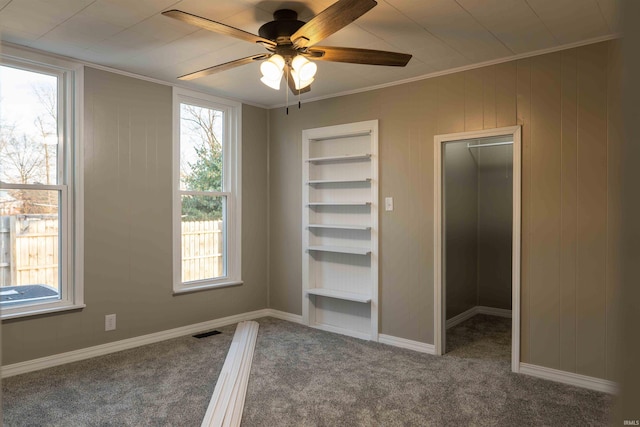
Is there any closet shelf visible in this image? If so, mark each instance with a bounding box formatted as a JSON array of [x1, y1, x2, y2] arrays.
[[307, 245, 371, 255], [305, 288, 372, 303], [307, 202, 370, 207], [306, 154, 371, 163], [308, 224, 371, 230], [307, 178, 371, 185]]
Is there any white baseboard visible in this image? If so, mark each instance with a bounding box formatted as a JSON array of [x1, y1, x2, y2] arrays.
[[476, 306, 512, 318], [265, 309, 303, 324], [519, 363, 618, 394], [446, 307, 478, 329], [378, 334, 436, 354], [446, 305, 512, 329], [2, 308, 274, 378]]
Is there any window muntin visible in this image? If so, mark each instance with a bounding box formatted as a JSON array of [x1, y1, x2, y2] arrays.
[[173, 89, 241, 292], [0, 51, 83, 318]]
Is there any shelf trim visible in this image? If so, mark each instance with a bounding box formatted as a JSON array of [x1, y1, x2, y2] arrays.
[[307, 202, 371, 207], [307, 178, 371, 185], [305, 288, 372, 303], [306, 154, 371, 163], [308, 130, 372, 141], [307, 224, 371, 230], [307, 245, 371, 255]]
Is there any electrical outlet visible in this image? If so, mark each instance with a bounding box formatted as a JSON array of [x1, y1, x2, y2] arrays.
[[105, 314, 116, 331]]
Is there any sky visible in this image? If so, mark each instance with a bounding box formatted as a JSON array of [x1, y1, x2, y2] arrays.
[[0, 64, 57, 139], [0, 64, 59, 185]]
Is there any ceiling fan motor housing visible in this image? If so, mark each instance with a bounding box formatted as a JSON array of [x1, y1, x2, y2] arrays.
[[258, 9, 306, 43]]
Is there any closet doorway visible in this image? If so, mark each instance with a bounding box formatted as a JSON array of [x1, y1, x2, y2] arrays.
[[433, 126, 521, 373]]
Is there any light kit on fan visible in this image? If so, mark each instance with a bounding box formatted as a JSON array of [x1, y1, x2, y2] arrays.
[[260, 54, 285, 89], [290, 55, 317, 89], [260, 54, 317, 91]]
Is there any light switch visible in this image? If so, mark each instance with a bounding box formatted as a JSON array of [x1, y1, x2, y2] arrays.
[[385, 197, 394, 211]]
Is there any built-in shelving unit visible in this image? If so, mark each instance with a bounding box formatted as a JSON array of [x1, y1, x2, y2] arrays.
[[302, 120, 378, 341]]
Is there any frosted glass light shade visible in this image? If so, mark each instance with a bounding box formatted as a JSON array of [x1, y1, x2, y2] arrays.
[[291, 55, 317, 81], [260, 75, 281, 90], [291, 69, 314, 90], [260, 54, 285, 80]]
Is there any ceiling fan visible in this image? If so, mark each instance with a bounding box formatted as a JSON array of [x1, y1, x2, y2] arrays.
[[162, 0, 412, 95]]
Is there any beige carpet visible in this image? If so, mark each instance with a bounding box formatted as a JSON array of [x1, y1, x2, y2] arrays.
[[2, 316, 613, 426]]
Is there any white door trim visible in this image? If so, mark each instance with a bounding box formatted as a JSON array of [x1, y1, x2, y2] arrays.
[[433, 125, 522, 373]]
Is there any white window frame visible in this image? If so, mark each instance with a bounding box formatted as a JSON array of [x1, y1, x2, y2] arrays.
[[172, 87, 242, 294], [0, 44, 85, 319]]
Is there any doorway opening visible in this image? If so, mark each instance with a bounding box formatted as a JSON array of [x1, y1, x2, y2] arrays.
[[433, 126, 521, 373]]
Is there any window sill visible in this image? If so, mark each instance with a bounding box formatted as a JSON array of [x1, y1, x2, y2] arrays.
[[173, 280, 243, 296], [1, 303, 86, 321]]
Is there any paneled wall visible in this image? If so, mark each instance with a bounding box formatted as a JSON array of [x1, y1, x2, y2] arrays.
[[1, 68, 269, 365], [269, 41, 621, 381]]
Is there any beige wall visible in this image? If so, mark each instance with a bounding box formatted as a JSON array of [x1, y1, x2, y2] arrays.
[[1, 68, 269, 365], [477, 146, 513, 310], [268, 41, 621, 381], [443, 141, 478, 319], [616, 0, 640, 418]]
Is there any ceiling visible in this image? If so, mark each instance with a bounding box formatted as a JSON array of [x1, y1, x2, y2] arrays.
[[0, 0, 620, 107]]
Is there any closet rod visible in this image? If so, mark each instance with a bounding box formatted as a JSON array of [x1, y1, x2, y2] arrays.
[[467, 141, 513, 149]]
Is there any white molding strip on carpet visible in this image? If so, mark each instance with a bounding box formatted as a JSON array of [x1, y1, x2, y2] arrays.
[[446, 306, 512, 329], [519, 363, 618, 394], [201, 321, 259, 427], [1, 309, 272, 379], [265, 309, 303, 324], [378, 334, 436, 354]]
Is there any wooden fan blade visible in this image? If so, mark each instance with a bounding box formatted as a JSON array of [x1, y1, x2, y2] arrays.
[[285, 66, 311, 95], [163, 10, 275, 46], [290, 0, 377, 49], [178, 54, 269, 80], [306, 46, 411, 66]]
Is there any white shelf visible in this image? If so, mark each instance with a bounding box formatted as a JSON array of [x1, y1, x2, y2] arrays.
[[308, 224, 371, 230], [305, 288, 372, 303], [306, 154, 371, 163], [307, 178, 371, 185], [307, 245, 371, 255], [307, 202, 370, 207], [302, 120, 379, 341]]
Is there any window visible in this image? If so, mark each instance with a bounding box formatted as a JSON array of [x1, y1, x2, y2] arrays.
[[0, 47, 83, 318], [173, 88, 241, 293]]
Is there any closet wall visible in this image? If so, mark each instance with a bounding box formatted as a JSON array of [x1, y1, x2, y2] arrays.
[[444, 142, 478, 319], [444, 142, 512, 320], [477, 146, 513, 309]]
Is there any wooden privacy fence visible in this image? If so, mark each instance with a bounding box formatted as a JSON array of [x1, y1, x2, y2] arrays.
[[181, 220, 224, 283], [0, 215, 59, 288], [0, 216, 223, 288]]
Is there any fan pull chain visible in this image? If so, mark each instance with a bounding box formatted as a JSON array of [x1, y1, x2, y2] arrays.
[[286, 66, 290, 115]]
